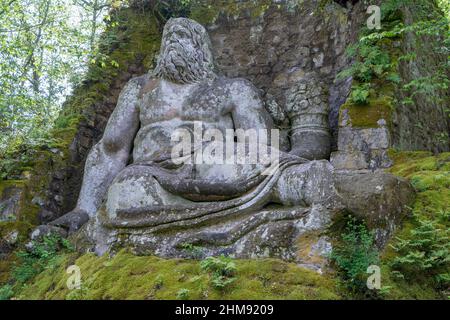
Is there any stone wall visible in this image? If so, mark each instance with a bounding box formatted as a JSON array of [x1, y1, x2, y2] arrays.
[[392, 3, 450, 153], [203, 0, 366, 150]]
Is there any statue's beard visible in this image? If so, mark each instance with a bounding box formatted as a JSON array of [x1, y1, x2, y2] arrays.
[[156, 42, 215, 84]]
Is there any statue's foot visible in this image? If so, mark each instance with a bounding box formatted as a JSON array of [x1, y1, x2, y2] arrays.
[[49, 209, 89, 235]]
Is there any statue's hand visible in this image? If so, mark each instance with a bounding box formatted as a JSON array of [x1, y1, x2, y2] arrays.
[[49, 209, 89, 235]]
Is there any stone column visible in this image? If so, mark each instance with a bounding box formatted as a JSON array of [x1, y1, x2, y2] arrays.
[[286, 78, 331, 160]]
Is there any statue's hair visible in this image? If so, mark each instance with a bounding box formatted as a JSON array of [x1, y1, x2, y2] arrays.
[[154, 18, 217, 84]]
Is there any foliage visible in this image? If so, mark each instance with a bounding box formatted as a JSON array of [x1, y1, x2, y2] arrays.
[[330, 217, 380, 296], [382, 151, 450, 299], [180, 243, 203, 259], [0, 284, 14, 301], [390, 215, 450, 289], [200, 255, 237, 290], [0, 0, 117, 152], [12, 233, 73, 284], [349, 83, 370, 105], [337, 0, 450, 107]]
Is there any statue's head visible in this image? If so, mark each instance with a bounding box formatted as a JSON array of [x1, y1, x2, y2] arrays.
[[154, 18, 217, 84]]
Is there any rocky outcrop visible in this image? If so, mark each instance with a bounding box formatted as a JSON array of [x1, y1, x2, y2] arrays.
[[4, 0, 444, 269], [391, 3, 450, 153], [334, 170, 415, 246]]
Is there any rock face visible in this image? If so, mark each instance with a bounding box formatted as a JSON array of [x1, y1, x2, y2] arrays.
[[331, 110, 392, 171], [4, 0, 438, 269], [59, 12, 414, 266], [0, 185, 23, 222], [205, 0, 366, 151], [391, 5, 450, 153], [334, 170, 415, 246]]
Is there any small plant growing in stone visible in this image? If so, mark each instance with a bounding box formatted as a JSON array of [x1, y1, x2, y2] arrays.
[[154, 275, 164, 290], [200, 255, 237, 291], [179, 243, 204, 259]]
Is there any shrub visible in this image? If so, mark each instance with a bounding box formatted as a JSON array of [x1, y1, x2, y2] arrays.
[[349, 84, 370, 105], [330, 217, 380, 296], [0, 284, 14, 300], [12, 233, 73, 284], [390, 217, 450, 289], [179, 243, 203, 259], [200, 255, 237, 290]]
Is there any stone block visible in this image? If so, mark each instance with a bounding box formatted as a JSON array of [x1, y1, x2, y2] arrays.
[[330, 151, 368, 170]]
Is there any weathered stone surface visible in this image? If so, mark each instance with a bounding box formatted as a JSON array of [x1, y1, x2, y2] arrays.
[[334, 114, 393, 170], [45, 14, 415, 262], [30, 225, 68, 242], [296, 233, 333, 274], [29, 0, 370, 227], [0, 185, 23, 222], [8, 2, 416, 266], [338, 127, 390, 152], [334, 170, 415, 246], [330, 151, 368, 170], [49, 210, 89, 235], [286, 78, 331, 160], [391, 5, 450, 153]]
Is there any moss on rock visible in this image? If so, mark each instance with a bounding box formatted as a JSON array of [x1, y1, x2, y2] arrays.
[[379, 151, 450, 299], [339, 95, 394, 128]]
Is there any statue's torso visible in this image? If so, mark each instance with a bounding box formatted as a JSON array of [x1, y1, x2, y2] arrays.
[[133, 78, 235, 163]]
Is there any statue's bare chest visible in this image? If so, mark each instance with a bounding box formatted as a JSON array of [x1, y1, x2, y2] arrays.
[[139, 80, 229, 125]]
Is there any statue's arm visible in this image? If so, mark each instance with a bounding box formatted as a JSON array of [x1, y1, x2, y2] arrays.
[[74, 77, 143, 218], [230, 79, 274, 131]]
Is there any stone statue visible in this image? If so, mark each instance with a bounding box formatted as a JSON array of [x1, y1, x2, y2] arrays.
[[49, 18, 413, 260]]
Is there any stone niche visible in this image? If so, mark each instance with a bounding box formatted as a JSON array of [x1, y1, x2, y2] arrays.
[[63, 1, 413, 270], [14, 1, 414, 274]]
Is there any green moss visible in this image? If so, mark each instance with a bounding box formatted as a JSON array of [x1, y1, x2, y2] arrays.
[[189, 0, 292, 26], [0, 180, 39, 244], [388, 151, 450, 218], [379, 151, 450, 299], [0, 180, 24, 196], [15, 250, 340, 300], [339, 95, 394, 128]]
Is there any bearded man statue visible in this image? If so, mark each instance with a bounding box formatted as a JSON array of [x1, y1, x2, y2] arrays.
[[48, 18, 413, 259]]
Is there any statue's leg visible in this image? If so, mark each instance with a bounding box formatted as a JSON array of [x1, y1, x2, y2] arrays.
[[273, 160, 339, 206], [105, 165, 194, 220]]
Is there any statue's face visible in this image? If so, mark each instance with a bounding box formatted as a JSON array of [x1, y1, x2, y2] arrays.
[[163, 24, 197, 69], [154, 18, 216, 84]]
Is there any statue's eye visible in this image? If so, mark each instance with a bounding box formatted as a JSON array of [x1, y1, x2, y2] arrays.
[[176, 31, 189, 39]]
